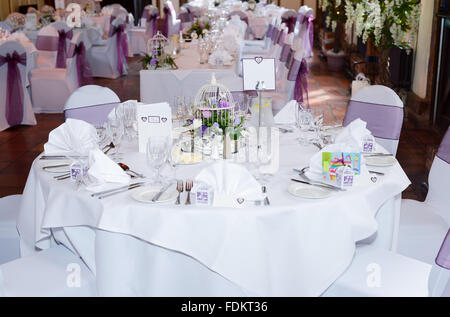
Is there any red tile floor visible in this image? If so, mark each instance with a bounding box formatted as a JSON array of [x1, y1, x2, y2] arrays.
[[0, 54, 444, 200]]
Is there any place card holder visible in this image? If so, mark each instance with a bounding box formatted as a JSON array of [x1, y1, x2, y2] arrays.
[[362, 135, 375, 153], [66, 3, 82, 28]]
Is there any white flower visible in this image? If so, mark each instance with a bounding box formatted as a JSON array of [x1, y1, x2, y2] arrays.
[[191, 32, 198, 39]]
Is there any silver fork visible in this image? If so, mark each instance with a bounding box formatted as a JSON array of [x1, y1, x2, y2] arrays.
[[175, 180, 184, 205], [185, 180, 193, 205]]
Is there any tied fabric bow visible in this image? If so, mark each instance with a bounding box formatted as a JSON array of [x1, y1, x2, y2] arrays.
[[0, 51, 27, 126], [72, 42, 93, 87], [145, 10, 160, 37], [287, 58, 310, 108], [56, 29, 73, 68], [300, 15, 314, 58], [110, 24, 128, 76], [161, 6, 170, 38], [266, 24, 273, 38], [281, 16, 296, 33], [179, 7, 193, 23]]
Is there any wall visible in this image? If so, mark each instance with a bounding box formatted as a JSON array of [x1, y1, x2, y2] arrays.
[[0, 0, 45, 20], [412, 0, 435, 99]]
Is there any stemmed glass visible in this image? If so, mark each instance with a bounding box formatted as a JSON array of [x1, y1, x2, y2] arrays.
[[295, 104, 314, 145], [115, 101, 137, 141], [146, 135, 170, 185], [106, 117, 124, 157]]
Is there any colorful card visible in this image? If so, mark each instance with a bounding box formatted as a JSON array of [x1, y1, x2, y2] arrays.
[[137, 102, 172, 153], [322, 152, 361, 181]]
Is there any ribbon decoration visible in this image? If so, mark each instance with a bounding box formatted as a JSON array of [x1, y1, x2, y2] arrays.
[[0, 51, 27, 126], [300, 14, 314, 58], [266, 24, 273, 38], [281, 16, 296, 33], [279, 43, 291, 62], [285, 47, 294, 69], [179, 7, 193, 23], [68, 41, 93, 87], [56, 29, 73, 68], [161, 6, 171, 37], [271, 27, 279, 44], [110, 15, 129, 25], [145, 9, 160, 37], [109, 24, 128, 76], [277, 30, 286, 45], [287, 58, 309, 107]]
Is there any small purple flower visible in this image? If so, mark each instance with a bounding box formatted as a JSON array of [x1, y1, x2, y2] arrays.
[[199, 23, 205, 29], [212, 122, 219, 129], [233, 116, 241, 126], [152, 50, 158, 56], [218, 100, 230, 108], [202, 110, 212, 118], [150, 58, 157, 66]]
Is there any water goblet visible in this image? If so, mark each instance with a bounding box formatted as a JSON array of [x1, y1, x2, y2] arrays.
[[106, 117, 124, 157], [146, 135, 170, 185]]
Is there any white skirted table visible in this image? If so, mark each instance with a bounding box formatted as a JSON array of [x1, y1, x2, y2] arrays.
[[17, 132, 410, 296]]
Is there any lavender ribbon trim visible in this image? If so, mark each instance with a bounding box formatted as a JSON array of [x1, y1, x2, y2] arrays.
[[436, 127, 450, 164], [266, 24, 273, 38], [282, 16, 296, 33], [109, 24, 128, 75], [0, 51, 26, 126], [56, 29, 73, 68], [65, 102, 119, 128], [287, 58, 309, 107], [271, 28, 279, 44], [279, 43, 291, 62], [343, 100, 404, 140], [436, 229, 450, 270], [300, 15, 314, 58], [145, 10, 159, 37], [277, 30, 286, 45], [35, 35, 60, 51], [68, 41, 93, 87], [285, 48, 294, 69]]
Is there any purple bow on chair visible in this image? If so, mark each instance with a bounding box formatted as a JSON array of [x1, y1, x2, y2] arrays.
[[271, 28, 279, 44], [0, 51, 27, 126], [69, 42, 93, 87], [300, 15, 314, 58], [285, 47, 294, 69], [282, 16, 296, 33], [56, 29, 73, 68], [109, 24, 128, 76], [277, 30, 286, 45], [161, 6, 170, 38], [145, 10, 160, 37], [266, 24, 273, 38], [287, 58, 309, 107], [279, 43, 291, 62], [179, 7, 193, 23]]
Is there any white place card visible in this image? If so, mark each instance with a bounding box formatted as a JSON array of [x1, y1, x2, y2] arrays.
[[55, 0, 65, 10], [137, 102, 172, 153], [242, 57, 276, 91]]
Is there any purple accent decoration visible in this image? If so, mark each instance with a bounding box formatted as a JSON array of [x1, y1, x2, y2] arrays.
[[142, 8, 150, 21], [56, 29, 73, 69], [300, 15, 314, 57], [162, 6, 170, 37], [145, 9, 160, 37], [287, 58, 309, 107], [65, 102, 119, 128], [68, 42, 93, 87], [277, 30, 286, 45], [343, 100, 404, 140], [436, 127, 450, 164], [285, 48, 294, 69], [281, 16, 296, 33], [266, 24, 273, 38], [109, 24, 128, 76], [436, 229, 450, 270], [0, 51, 26, 127], [271, 28, 279, 43], [280, 43, 291, 62], [35, 35, 59, 51], [110, 15, 129, 25]]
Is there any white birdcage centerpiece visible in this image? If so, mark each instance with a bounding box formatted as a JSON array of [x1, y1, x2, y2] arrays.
[[142, 31, 178, 70], [146, 31, 168, 55]]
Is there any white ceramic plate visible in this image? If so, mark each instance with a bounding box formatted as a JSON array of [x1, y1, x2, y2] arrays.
[[41, 160, 71, 173], [365, 156, 397, 167], [131, 184, 178, 204], [288, 183, 333, 199]]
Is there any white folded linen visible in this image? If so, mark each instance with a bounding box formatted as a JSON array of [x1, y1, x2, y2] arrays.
[[195, 161, 264, 207], [274, 100, 297, 124], [44, 119, 99, 156], [208, 50, 233, 66], [334, 118, 372, 152], [86, 149, 130, 191]]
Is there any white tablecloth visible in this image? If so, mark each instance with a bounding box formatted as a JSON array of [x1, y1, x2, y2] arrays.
[[17, 132, 410, 296], [140, 42, 243, 105], [23, 26, 102, 47]]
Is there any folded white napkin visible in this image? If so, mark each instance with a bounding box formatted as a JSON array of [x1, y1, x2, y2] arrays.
[[195, 161, 264, 208], [86, 148, 130, 191], [44, 119, 99, 156], [334, 118, 372, 152], [274, 100, 297, 124], [208, 50, 233, 66]]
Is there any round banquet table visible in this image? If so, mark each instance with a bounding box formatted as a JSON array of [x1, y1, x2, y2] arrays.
[[17, 130, 410, 296]]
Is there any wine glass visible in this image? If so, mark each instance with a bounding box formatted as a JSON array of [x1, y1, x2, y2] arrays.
[[295, 105, 314, 145], [106, 117, 124, 156], [115, 101, 136, 141], [146, 135, 170, 185]]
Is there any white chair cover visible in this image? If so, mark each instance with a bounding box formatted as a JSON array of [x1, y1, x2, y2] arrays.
[[64, 85, 120, 127], [0, 195, 21, 265], [35, 21, 73, 69], [0, 41, 36, 131], [163, 1, 181, 38], [0, 22, 13, 32]]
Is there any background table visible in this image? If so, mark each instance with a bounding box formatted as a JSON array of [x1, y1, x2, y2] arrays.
[[17, 132, 410, 296]]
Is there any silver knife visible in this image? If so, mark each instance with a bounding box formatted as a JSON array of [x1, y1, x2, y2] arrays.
[[91, 182, 146, 197], [97, 183, 144, 199], [151, 182, 174, 202], [293, 169, 345, 191], [363, 153, 393, 157], [291, 178, 346, 191]]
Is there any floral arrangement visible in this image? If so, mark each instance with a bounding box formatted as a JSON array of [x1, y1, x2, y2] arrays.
[[140, 46, 178, 70], [319, 0, 347, 53], [344, 0, 421, 50], [6, 13, 26, 30], [186, 18, 211, 39]]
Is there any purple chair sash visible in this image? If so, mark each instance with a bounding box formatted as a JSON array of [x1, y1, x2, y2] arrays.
[[35, 35, 60, 51], [109, 24, 128, 76], [285, 48, 294, 69], [343, 100, 404, 140], [266, 24, 273, 38], [68, 42, 93, 87], [277, 30, 286, 45], [145, 10, 160, 37], [65, 102, 119, 128], [436, 229, 450, 270], [271, 28, 279, 44], [161, 6, 170, 37], [56, 29, 73, 68], [436, 127, 450, 164], [279, 43, 291, 62], [110, 15, 129, 25], [287, 58, 309, 107], [0, 51, 26, 126], [300, 15, 314, 57], [282, 16, 296, 33]]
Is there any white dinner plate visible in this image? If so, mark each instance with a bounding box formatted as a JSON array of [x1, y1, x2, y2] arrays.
[[288, 183, 333, 199], [131, 184, 178, 204], [365, 156, 397, 167], [41, 160, 72, 174]]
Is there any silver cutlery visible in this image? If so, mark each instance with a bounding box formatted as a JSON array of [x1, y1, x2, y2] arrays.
[[368, 170, 385, 176], [97, 183, 145, 199], [40, 155, 87, 160], [293, 167, 346, 191], [54, 172, 71, 180], [151, 182, 174, 202], [104, 142, 115, 155], [43, 164, 70, 170], [175, 180, 184, 205], [312, 142, 323, 150], [117, 163, 145, 178], [279, 127, 293, 134], [291, 178, 343, 191], [363, 153, 393, 157], [262, 186, 270, 206], [91, 182, 146, 197], [185, 180, 193, 205]]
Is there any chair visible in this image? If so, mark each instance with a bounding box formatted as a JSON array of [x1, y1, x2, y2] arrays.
[[0, 245, 97, 297], [281, 9, 297, 33], [64, 85, 120, 127], [397, 127, 450, 265], [87, 16, 128, 79], [0, 195, 21, 265], [322, 230, 450, 297], [292, 7, 314, 60], [0, 22, 13, 32], [342, 85, 404, 156], [161, 1, 181, 38], [130, 5, 159, 55], [35, 21, 73, 69], [30, 32, 85, 113], [0, 41, 36, 131]]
